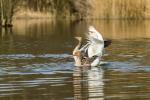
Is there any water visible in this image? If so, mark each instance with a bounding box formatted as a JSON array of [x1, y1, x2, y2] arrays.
[[0, 19, 150, 100]]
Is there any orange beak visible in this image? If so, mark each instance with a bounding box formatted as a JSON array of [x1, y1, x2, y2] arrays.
[[73, 51, 81, 57]]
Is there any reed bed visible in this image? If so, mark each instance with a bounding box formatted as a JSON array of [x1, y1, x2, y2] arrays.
[[89, 0, 147, 19]]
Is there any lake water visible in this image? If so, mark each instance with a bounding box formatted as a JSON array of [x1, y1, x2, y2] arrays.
[[0, 19, 150, 100]]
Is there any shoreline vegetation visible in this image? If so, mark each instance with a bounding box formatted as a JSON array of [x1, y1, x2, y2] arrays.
[[0, 0, 150, 27]]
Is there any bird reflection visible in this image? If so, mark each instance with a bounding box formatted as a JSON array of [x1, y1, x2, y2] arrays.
[[73, 66, 104, 100]]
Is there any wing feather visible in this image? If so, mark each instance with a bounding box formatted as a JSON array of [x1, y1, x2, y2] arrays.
[[86, 26, 104, 58]]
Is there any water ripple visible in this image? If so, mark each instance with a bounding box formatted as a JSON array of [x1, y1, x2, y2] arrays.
[[0, 54, 71, 60], [106, 61, 150, 72]]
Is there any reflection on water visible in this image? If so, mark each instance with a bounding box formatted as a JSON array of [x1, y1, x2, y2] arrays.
[[73, 66, 104, 100], [0, 19, 150, 100]]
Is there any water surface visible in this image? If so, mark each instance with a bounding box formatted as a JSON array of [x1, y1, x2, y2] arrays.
[[0, 19, 150, 100]]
